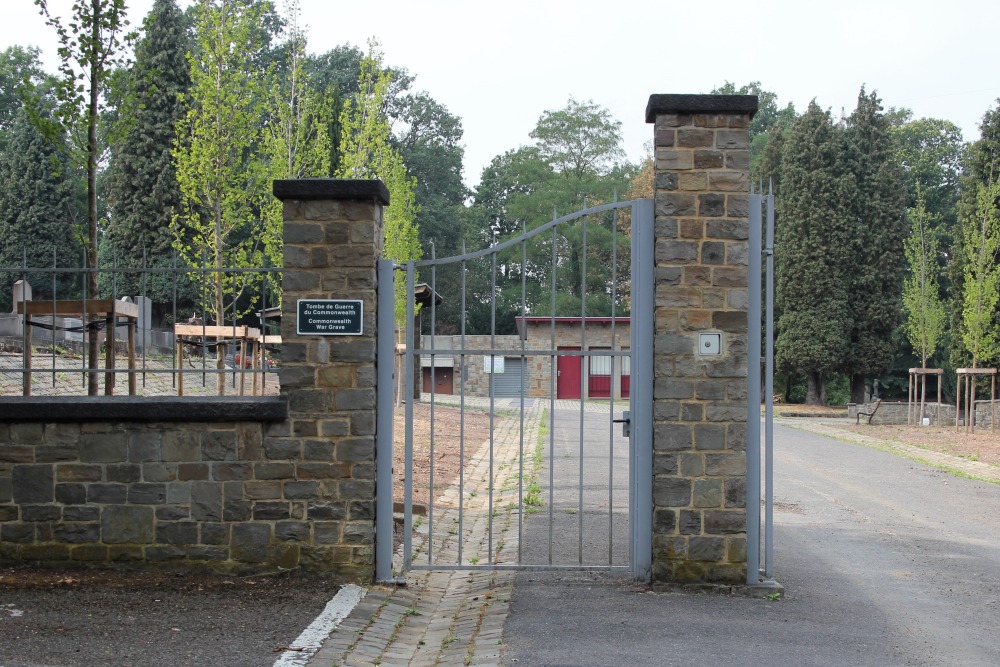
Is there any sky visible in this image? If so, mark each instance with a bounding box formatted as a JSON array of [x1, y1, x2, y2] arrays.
[[3, 0, 998, 189]]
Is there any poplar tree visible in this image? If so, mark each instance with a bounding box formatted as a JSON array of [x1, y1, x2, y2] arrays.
[[336, 40, 420, 324], [842, 88, 907, 402], [775, 102, 853, 404], [902, 190, 946, 368], [172, 0, 272, 325], [960, 179, 1000, 369]]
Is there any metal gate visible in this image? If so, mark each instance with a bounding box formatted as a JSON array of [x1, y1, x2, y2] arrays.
[[375, 199, 653, 581]]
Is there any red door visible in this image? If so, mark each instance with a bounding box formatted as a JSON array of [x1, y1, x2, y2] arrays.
[[557, 347, 581, 399]]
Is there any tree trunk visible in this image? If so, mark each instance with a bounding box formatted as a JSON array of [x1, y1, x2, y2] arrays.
[[86, 12, 101, 396], [806, 372, 825, 405], [850, 373, 866, 404]]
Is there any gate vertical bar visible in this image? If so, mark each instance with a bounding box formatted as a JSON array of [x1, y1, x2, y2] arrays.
[[548, 220, 558, 565], [579, 207, 588, 564], [630, 198, 654, 581], [746, 191, 763, 585], [376, 259, 396, 582], [764, 187, 776, 579], [404, 261, 416, 570]]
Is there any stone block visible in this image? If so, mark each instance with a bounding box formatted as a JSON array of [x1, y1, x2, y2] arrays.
[[44, 423, 81, 444], [334, 389, 375, 411], [680, 403, 704, 422], [200, 522, 229, 545], [293, 421, 319, 438], [231, 523, 272, 563], [264, 439, 302, 461], [128, 483, 166, 505], [297, 463, 348, 480], [70, 545, 109, 561], [727, 288, 749, 310], [188, 546, 229, 561], [275, 521, 311, 541], [727, 195, 749, 218], [155, 506, 189, 521], [87, 483, 127, 504], [202, 431, 237, 461], [348, 500, 374, 520], [701, 241, 725, 265], [0, 445, 33, 463], [712, 311, 747, 333], [162, 432, 200, 462], [34, 444, 78, 463], [80, 434, 127, 463], [51, 522, 99, 544], [698, 194, 725, 217], [654, 148, 693, 170], [318, 420, 350, 438], [22, 504, 60, 521], [704, 509, 745, 535], [705, 219, 748, 241], [0, 475, 11, 503], [284, 480, 321, 500], [725, 477, 747, 508], [694, 423, 727, 450], [12, 465, 53, 504], [688, 536, 726, 562], [166, 481, 190, 505], [339, 480, 374, 499], [2, 522, 32, 542], [237, 423, 264, 461], [681, 266, 711, 286], [679, 509, 702, 535], [653, 477, 691, 507], [101, 506, 155, 544], [343, 522, 373, 545], [254, 462, 294, 480], [653, 401, 680, 421], [693, 150, 723, 169], [178, 463, 209, 481], [109, 546, 144, 562], [654, 218, 678, 238], [653, 378, 693, 399], [22, 544, 69, 561], [655, 172, 678, 191], [63, 506, 99, 522], [655, 193, 696, 217], [706, 404, 747, 423], [146, 546, 186, 562], [725, 150, 750, 170], [253, 502, 290, 520], [679, 453, 705, 477], [713, 267, 747, 288], [654, 128, 676, 147], [55, 483, 87, 505], [303, 440, 335, 461], [335, 438, 373, 463], [716, 130, 748, 149], [142, 463, 176, 483], [157, 521, 198, 545], [107, 464, 141, 484], [653, 423, 692, 452], [678, 219, 704, 239], [308, 502, 346, 520], [212, 462, 253, 481], [677, 129, 714, 148], [350, 413, 376, 437], [708, 171, 748, 192], [128, 432, 161, 462], [653, 508, 676, 533], [727, 536, 747, 562], [693, 479, 723, 508], [191, 481, 222, 521], [653, 453, 678, 475], [10, 423, 43, 445]]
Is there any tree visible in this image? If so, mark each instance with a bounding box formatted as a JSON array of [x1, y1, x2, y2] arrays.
[[260, 0, 330, 302], [0, 46, 49, 143], [842, 88, 907, 403], [902, 189, 946, 368], [336, 40, 421, 324], [960, 178, 1000, 369], [0, 108, 80, 311], [101, 0, 191, 314], [173, 0, 274, 328], [530, 97, 624, 179], [710, 81, 797, 178], [33, 0, 135, 395], [775, 102, 854, 405]]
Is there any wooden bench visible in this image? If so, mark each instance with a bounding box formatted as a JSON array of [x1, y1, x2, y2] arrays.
[[856, 398, 882, 424]]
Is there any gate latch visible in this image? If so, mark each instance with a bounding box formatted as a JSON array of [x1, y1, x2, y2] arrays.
[[612, 411, 631, 438]]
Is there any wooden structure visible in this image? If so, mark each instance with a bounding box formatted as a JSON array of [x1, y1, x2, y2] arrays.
[[954, 368, 997, 433], [908, 367, 943, 426], [173, 324, 264, 396], [17, 299, 139, 396], [856, 399, 882, 425]]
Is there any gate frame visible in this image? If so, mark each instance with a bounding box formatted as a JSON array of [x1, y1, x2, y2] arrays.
[[375, 199, 654, 582]]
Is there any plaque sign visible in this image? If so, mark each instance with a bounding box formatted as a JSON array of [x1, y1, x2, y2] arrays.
[[297, 299, 363, 336]]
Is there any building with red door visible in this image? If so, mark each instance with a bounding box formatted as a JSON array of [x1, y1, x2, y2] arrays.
[[421, 317, 631, 400]]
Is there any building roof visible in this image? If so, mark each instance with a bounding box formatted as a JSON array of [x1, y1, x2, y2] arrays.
[[514, 316, 630, 339]]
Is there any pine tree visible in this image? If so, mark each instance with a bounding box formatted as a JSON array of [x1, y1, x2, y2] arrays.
[[102, 0, 191, 308], [842, 88, 907, 402], [0, 108, 80, 310], [775, 102, 854, 404]]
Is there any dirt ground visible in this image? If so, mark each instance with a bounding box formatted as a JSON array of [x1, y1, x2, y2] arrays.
[[0, 569, 340, 666], [392, 401, 498, 510], [841, 422, 1000, 467]]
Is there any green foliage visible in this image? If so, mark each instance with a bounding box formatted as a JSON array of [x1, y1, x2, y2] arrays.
[[529, 97, 624, 178], [336, 40, 421, 324], [0, 108, 81, 310], [173, 0, 274, 323], [102, 0, 191, 307], [710, 81, 796, 179], [775, 102, 854, 403], [903, 190, 946, 367], [0, 46, 50, 142], [960, 179, 1000, 367]]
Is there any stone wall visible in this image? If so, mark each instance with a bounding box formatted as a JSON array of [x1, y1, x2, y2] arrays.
[[0, 179, 389, 580], [646, 95, 757, 584]]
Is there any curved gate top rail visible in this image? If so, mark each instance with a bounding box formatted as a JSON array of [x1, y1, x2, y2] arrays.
[[411, 200, 640, 268]]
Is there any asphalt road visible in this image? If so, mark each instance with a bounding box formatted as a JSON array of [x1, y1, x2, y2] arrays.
[[501, 421, 1000, 666]]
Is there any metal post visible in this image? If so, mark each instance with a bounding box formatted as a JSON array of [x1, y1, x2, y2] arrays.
[[404, 262, 416, 570], [630, 198, 654, 581], [746, 191, 763, 585], [375, 259, 396, 582], [764, 189, 776, 580]]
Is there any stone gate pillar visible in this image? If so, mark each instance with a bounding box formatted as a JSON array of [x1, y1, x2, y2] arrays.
[[645, 95, 757, 584], [271, 179, 388, 580]]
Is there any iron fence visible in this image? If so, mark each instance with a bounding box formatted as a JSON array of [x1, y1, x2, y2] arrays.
[[0, 250, 282, 397]]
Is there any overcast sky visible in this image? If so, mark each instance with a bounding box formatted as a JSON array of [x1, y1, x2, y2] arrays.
[[4, 0, 998, 188]]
